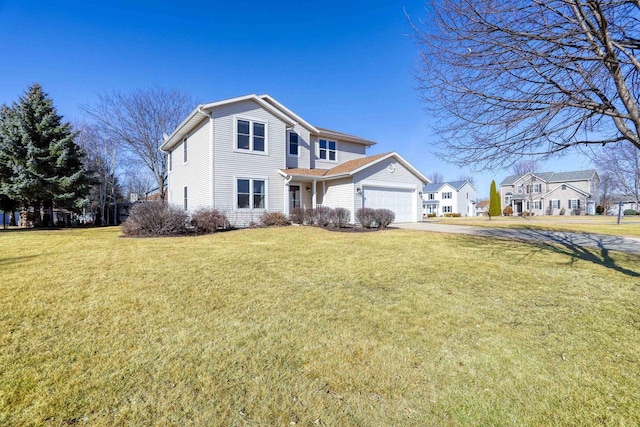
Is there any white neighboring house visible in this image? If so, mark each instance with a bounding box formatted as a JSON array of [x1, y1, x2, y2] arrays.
[[422, 180, 477, 217], [160, 94, 430, 227]]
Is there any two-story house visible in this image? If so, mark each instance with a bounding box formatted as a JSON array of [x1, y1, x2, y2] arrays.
[[422, 180, 477, 217], [500, 170, 600, 215], [160, 94, 429, 226]]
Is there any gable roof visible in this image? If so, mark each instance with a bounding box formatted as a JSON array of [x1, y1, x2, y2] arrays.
[[423, 180, 475, 193], [501, 169, 597, 186], [279, 152, 429, 183], [161, 94, 377, 152], [542, 182, 591, 198]]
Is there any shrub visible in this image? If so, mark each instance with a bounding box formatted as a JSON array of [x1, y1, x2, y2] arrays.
[[191, 208, 230, 234], [596, 205, 605, 215], [289, 207, 305, 224], [303, 208, 315, 225], [313, 206, 332, 226], [121, 202, 188, 237], [374, 209, 395, 228], [624, 209, 638, 215], [330, 207, 350, 228], [503, 205, 513, 216], [572, 208, 582, 216], [559, 207, 566, 215], [545, 204, 554, 216], [427, 213, 436, 218], [356, 208, 377, 228], [259, 211, 289, 227]]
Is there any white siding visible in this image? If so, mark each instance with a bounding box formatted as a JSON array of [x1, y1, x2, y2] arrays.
[[167, 119, 210, 211], [211, 99, 287, 227], [353, 159, 423, 222], [323, 178, 356, 223]]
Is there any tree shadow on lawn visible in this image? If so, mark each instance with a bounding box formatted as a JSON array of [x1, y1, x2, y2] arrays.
[[0, 255, 39, 267], [475, 228, 640, 279]]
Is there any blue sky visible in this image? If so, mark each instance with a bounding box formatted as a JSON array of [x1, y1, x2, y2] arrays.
[[0, 0, 595, 198]]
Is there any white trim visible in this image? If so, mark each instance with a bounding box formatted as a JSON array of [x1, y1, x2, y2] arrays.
[[234, 175, 269, 211], [233, 116, 269, 155], [182, 137, 188, 164], [209, 112, 215, 206], [259, 94, 319, 134]]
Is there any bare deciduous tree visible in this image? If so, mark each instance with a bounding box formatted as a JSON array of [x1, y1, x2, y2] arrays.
[[595, 144, 640, 208], [82, 87, 194, 200], [456, 174, 475, 186], [428, 172, 444, 183], [510, 160, 541, 178], [412, 0, 640, 168]]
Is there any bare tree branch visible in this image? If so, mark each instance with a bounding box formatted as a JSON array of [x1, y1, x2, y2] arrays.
[[82, 87, 194, 200], [411, 0, 640, 169]]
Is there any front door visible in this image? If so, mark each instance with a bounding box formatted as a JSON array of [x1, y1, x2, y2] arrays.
[[289, 185, 301, 211]]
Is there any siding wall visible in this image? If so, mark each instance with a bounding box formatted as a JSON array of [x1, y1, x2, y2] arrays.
[[286, 124, 312, 169], [311, 136, 366, 169], [167, 119, 210, 211], [322, 178, 355, 222], [212, 99, 287, 226]]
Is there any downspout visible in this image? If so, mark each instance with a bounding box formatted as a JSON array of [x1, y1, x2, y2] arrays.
[[200, 107, 215, 208], [284, 175, 292, 216]]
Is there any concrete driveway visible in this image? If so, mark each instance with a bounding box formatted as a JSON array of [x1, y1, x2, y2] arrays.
[[395, 222, 640, 256]]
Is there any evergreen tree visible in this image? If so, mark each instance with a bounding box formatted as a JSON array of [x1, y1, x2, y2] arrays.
[[0, 84, 90, 225], [489, 180, 502, 216]]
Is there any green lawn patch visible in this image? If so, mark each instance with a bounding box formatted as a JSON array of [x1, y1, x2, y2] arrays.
[[1, 227, 639, 425]]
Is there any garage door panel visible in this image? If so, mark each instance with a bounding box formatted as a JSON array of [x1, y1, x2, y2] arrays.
[[363, 186, 414, 222]]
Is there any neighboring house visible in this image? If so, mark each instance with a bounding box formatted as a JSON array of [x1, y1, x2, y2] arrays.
[[500, 170, 600, 215], [422, 180, 477, 217], [475, 199, 489, 216], [160, 94, 429, 226], [607, 194, 640, 215]]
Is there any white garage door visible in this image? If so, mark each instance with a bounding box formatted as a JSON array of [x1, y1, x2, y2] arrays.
[[363, 186, 414, 223]]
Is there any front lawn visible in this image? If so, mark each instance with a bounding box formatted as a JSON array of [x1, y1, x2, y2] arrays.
[[1, 227, 639, 425]]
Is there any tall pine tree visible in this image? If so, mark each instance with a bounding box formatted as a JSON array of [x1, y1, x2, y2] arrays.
[[0, 84, 90, 226], [489, 180, 502, 217]]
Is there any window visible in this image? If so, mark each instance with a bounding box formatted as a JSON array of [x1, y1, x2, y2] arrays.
[[517, 185, 523, 194], [183, 138, 188, 163], [505, 192, 512, 205], [551, 199, 560, 209], [428, 193, 435, 200], [442, 192, 452, 199], [318, 139, 336, 161], [533, 183, 541, 193], [236, 178, 266, 209], [168, 151, 172, 172], [562, 184, 567, 190], [533, 200, 542, 210], [236, 119, 266, 152], [443, 206, 452, 213], [288, 132, 299, 156], [183, 186, 188, 210], [569, 199, 580, 209]]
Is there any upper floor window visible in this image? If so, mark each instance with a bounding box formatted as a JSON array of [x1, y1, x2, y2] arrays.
[[318, 139, 336, 161], [517, 185, 523, 194], [533, 183, 541, 193], [428, 193, 435, 200], [237, 178, 266, 209], [183, 138, 188, 163], [236, 119, 266, 153], [442, 192, 452, 199], [288, 132, 299, 157], [562, 184, 567, 190]]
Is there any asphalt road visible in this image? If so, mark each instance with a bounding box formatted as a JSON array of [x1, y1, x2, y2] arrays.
[[396, 222, 640, 256]]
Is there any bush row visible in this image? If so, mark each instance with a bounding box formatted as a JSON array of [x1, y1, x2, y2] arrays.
[[355, 208, 395, 228], [121, 203, 231, 237], [289, 206, 351, 228]]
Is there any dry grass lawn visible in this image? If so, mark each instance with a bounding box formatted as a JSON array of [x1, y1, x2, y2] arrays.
[[436, 214, 640, 238], [1, 226, 639, 425]]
